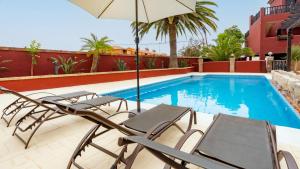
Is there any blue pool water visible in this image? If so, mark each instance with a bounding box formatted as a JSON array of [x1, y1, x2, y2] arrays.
[[106, 75, 300, 129]]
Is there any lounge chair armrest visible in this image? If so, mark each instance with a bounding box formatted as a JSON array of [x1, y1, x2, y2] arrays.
[[119, 136, 239, 169], [278, 150, 299, 169], [106, 111, 137, 120], [145, 121, 173, 137], [127, 110, 140, 118], [117, 121, 174, 147], [25, 92, 57, 97], [164, 129, 204, 169], [174, 129, 204, 151]]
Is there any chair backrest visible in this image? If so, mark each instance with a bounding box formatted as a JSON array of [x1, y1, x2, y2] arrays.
[[0, 86, 52, 109], [43, 100, 138, 136]]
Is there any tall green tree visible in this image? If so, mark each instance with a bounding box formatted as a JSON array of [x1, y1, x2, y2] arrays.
[[26, 40, 41, 76], [133, 1, 218, 67], [205, 26, 254, 61], [223, 25, 245, 44], [81, 34, 112, 72]]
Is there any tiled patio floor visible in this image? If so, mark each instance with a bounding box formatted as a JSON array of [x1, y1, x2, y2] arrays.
[[0, 73, 299, 169]]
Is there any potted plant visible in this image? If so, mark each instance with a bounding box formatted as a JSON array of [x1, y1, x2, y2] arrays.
[[115, 59, 128, 71], [144, 57, 156, 69], [25, 40, 41, 76], [51, 56, 86, 74]]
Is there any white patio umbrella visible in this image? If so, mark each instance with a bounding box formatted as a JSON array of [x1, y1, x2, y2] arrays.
[[70, 0, 196, 112]]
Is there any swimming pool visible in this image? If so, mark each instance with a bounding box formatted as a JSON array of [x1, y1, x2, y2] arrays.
[[106, 75, 300, 129]]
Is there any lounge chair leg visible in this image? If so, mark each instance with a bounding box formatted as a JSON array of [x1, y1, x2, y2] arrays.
[[12, 109, 55, 149], [116, 101, 123, 112], [67, 124, 101, 169], [6, 103, 37, 127], [187, 110, 195, 132], [2, 103, 25, 127], [125, 100, 128, 111], [2, 101, 37, 127], [193, 111, 197, 124], [1, 98, 23, 118], [111, 145, 128, 169], [124, 144, 144, 169], [25, 111, 56, 149]]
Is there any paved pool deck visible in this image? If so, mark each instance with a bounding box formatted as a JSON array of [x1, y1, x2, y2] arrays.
[[0, 73, 299, 169]]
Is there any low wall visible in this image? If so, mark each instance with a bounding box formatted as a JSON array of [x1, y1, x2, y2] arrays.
[[0, 67, 194, 92], [201, 60, 266, 73], [0, 47, 171, 77], [235, 60, 266, 73], [0, 47, 199, 78], [0, 47, 268, 78], [203, 61, 230, 72]]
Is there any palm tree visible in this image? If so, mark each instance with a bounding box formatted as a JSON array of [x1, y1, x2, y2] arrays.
[[81, 34, 112, 72], [25, 40, 41, 76], [133, 1, 218, 67]]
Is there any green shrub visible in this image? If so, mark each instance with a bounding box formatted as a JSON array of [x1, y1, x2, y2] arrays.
[[178, 59, 189, 68], [204, 26, 254, 61], [144, 58, 156, 69], [115, 59, 127, 71], [51, 56, 86, 74]]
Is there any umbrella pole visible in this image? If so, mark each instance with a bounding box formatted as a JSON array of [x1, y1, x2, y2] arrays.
[[135, 0, 141, 112]]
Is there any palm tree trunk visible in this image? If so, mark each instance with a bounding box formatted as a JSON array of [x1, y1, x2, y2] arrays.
[[31, 59, 34, 76], [90, 55, 99, 72], [169, 23, 178, 68], [31, 64, 34, 76]]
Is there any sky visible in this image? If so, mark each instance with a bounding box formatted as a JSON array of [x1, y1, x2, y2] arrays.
[[0, 0, 267, 54]]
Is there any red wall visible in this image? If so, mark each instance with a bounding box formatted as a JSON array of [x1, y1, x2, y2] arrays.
[[0, 67, 194, 92], [203, 61, 230, 72], [0, 47, 268, 80], [0, 47, 199, 78], [235, 61, 266, 73]]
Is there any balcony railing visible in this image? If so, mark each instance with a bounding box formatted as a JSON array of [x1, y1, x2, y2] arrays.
[[251, 5, 293, 25], [265, 5, 291, 15]]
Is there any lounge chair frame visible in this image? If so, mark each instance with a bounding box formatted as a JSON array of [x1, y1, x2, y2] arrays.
[[46, 102, 197, 169], [120, 114, 299, 169], [0, 87, 128, 149], [1, 87, 97, 126]]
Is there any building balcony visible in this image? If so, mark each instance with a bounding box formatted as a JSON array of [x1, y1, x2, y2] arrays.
[[251, 5, 292, 25]]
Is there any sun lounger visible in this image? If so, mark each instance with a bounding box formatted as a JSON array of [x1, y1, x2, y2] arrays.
[[0, 87, 128, 149], [44, 101, 196, 169], [0, 86, 97, 126], [120, 114, 299, 169]]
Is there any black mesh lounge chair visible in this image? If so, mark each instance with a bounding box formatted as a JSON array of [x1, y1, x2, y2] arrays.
[[0, 86, 97, 126], [120, 114, 299, 169], [44, 101, 197, 169], [0, 87, 128, 149]]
